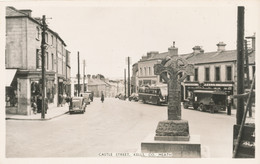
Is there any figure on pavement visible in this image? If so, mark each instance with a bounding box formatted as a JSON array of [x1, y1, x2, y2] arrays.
[[101, 91, 104, 103]]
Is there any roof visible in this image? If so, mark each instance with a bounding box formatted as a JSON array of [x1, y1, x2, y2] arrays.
[[87, 78, 109, 86], [6, 6, 67, 46], [139, 48, 255, 65]]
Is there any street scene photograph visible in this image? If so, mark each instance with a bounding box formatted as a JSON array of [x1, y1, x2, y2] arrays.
[[0, 0, 259, 164]]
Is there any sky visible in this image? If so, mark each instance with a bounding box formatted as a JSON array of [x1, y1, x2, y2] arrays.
[[2, 0, 260, 79]]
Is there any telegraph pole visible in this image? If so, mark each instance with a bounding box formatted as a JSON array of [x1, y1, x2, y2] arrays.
[[83, 60, 86, 92], [128, 57, 130, 98], [78, 51, 80, 96], [236, 6, 245, 125], [124, 69, 126, 100], [41, 15, 47, 119]]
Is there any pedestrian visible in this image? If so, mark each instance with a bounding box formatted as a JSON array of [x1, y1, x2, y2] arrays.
[[101, 91, 104, 103], [227, 96, 232, 115], [31, 96, 37, 114], [36, 94, 42, 113], [44, 97, 48, 114]]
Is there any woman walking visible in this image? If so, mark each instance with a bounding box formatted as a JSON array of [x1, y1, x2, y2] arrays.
[[101, 91, 104, 103]]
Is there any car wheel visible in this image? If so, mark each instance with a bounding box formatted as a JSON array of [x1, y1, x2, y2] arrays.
[[157, 99, 161, 106], [183, 103, 189, 109], [198, 104, 205, 112]]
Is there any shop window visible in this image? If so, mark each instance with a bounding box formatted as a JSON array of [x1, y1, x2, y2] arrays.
[[226, 66, 232, 81], [215, 67, 220, 81], [205, 67, 210, 81]]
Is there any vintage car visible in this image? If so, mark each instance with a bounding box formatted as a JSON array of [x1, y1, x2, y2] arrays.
[[69, 97, 87, 114], [183, 88, 227, 113]]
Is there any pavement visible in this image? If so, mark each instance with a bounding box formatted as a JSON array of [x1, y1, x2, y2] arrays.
[[5, 103, 69, 121]]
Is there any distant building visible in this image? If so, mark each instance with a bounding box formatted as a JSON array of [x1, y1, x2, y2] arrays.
[[5, 6, 71, 115]]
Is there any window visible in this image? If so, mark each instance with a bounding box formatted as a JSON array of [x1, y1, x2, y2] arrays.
[[51, 35, 53, 45], [45, 52, 49, 70], [51, 53, 54, 70], [45, 33, 48, 43], [252, 66, 255, 77], [149, 67, 151, 75], [205, 67, 210, 81], [140, 68, 142, 76], [36, 27, 40, 40], [144, 67, 146, 76], [36, 49, 41, 68], [194, 68, 198, 81], [215, 67, 220, 81], [226, 66, 232, 81], [186, 75, 190, 81]]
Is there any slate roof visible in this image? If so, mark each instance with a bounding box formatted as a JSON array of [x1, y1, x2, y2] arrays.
[[87, 78, 109, 86], [140, 49, 255, 65], [186, 50, 255, 65], [6, 6, 67, 46]]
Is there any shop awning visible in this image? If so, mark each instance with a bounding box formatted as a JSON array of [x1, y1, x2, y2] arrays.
[[5, 69, 17, 87]]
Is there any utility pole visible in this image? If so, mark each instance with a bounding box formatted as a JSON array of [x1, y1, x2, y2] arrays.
[[244, 40, 250, 89], [41, 15, 47, 119], [78, 51, 80, 97], [236, 6, 245, 125], [124, 69, 126, 100], [83, 59, 86, 92], [128, 56, 130, 98]]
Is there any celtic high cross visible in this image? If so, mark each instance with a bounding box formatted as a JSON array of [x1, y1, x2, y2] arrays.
[[153, 48, 194, 140]]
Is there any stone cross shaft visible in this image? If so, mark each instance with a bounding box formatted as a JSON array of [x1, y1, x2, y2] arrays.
[[154, 56, 194, 120]]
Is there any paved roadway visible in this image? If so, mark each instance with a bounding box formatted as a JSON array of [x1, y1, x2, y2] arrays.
[[6, 98, 237, 158]]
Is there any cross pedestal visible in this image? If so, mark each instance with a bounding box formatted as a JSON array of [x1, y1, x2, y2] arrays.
[[141, 54, 201, 158]]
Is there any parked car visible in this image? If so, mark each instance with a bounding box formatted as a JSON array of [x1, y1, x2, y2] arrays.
[[183, 88, 227, 113], [69, 97, 86, 114], [115, 93, 122, 98], [129, 93, 139, 101]]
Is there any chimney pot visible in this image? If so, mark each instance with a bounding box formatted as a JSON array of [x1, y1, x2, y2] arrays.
[[192, 46, 201, 54], [217, 42, 226, 51], [168, 41, 178, 57]]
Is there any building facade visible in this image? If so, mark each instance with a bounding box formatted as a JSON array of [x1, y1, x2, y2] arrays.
[[5, 6, 71, 115], [133, 38, 255, 106]]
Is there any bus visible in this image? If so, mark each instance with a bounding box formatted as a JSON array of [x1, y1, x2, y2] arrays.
[[138, 85, 168, 105]]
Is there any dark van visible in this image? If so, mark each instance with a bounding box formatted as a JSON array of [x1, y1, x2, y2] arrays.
[[183, 89, 227, 113]]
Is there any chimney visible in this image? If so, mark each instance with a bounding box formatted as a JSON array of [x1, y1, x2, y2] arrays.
[[216, 42, 226, 51], [147, 51, 159, 58], [20, 9, 32, 17], [168, 41, 178, 57], [192, 46, 201, 54], [142, 55, 147, 60]]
